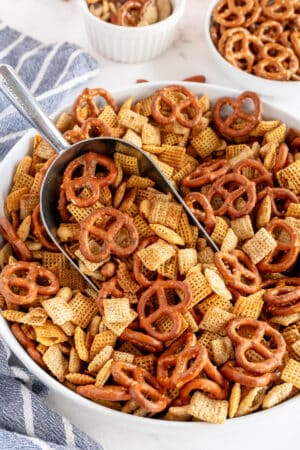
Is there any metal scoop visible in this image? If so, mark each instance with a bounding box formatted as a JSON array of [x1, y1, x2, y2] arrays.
[[0, 64, 218, 291]]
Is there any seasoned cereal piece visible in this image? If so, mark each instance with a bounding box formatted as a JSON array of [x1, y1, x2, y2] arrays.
[[233, 292, 264, 319], [178, 248, 197, 275], [231, 215, 254, 241], [262, 383, 294, 409], [200, 307, 235, 336], [43, 344, 68, 382], [188, 392, 228, 424], [137, 239, 176, 271], [242, 228, 277, 264], [185, 264, 212, 308], [281, 359, 300, 388]]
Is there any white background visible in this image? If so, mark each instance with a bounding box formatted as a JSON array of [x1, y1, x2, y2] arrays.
[[0, 1, 300, 449]]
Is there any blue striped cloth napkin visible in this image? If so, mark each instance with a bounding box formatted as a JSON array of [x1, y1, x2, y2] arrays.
[[0, 22, 103, 450], [0, 21, 99, 159], [0, 338, 102, 450]]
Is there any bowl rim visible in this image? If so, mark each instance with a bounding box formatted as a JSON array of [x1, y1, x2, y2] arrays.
[[0, 80, 300, 428], [77, 0, 186, 32], [204, 0, 300, 88]]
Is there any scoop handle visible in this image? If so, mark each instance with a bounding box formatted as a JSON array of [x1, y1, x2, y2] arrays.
[[0, 64, 68, 153]]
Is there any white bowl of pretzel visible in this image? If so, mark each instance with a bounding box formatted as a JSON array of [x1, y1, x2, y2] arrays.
[[77, 0, 186, 63], [205, 0, 300, 97], [0, 81, 300, 434]]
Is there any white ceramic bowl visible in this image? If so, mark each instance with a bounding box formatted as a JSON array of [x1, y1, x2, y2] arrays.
[[0, 82, 300, 438], [204, 0, 300, 97], [77, 0, 186, 63]]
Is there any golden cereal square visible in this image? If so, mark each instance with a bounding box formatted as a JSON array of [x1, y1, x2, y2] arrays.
[[142, 123, 161, 146], [133, 214, 154, 238], [95, 359, 113, 387], [113, 351, 135, 363], [137, 239, 176, 271], [225, 144, 251, 160], [231, 215, 254, 241], [262, 383, 294, 409], [250, 120, 279, 137], [185, 265, 212, 308], [188, 392, 228, 424], [233, 293, 264, 319], [191, 127, 221, 158], [34, 323, 67, 346], [123, 129, 142, 148], [281, 359, 300, 388], [118, 109, 148, 133], [221, 228, 238, 252], [69, 293, 98, 328], [117, 263, 140, 293], [211, 336, 234, 366], [277, 160, 300, 194], [159, 145, 186, 170], [211, 217, 230, 246], [90, 331, 117, 360], [114, 153, 140, 176], [148, 200, 182, 231], [242, 228, 277, 264], [13, 155, 32, 182], [178, 248, 198, 275], [157, 255, 178, 280], [198, 293, 233, 315], [286, 203, 300, 219], [43, 344, 68, 382], [103, 298, 131, 324], [263, 123, 286, 145], [200, 307, 235, 335]]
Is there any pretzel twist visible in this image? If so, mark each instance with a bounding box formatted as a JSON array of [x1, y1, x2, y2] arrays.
[[32, 204, 57, 251], [206, 173, 257, 218], [221, 360, 281, 387], [73, 88, 117, 125], [214, 249, 261, 295], [258, 218, 299, 273], [233, 158, 273, 188], [212, 92, 262, 138], [184, 192, 216, 234], [0, 217, 32, 261], [256, 187, 298, 217], [254, 43, 299, 81], [120, 328, 164, 353], [111, 361, 169, 413], [11, 323, 47, 370], [0, 261, 59, 305], [179, 358, 229, 403], [182, 160, 230, 188], [79, 207, 139, 263], [263, 278, 300, 316], [157, 333, 208, 388], [138, 280, 192, 341], [227, 318, 286, 374], [151, 85, 202, 128], [63, 153, 117, 208]]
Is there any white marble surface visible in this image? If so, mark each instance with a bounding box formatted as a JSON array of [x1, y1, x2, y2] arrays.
[[0, 1, 300, 449]]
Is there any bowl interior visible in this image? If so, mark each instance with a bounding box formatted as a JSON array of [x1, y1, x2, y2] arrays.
[[0, 81, 299, 428]]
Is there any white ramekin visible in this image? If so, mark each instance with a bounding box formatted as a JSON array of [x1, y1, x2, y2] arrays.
[[77, 0, 186, 63], [204, 0, 300, 97]]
